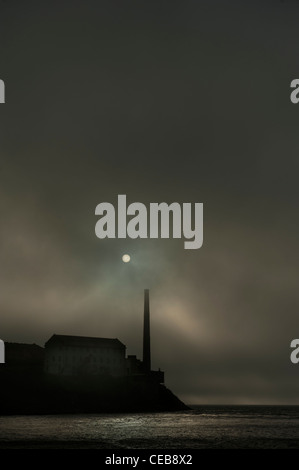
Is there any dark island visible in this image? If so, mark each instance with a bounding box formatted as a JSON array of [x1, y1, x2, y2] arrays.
[[0, 290, 188, 414]]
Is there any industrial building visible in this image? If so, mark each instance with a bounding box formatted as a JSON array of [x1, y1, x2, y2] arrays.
[[44, 289, 164, 383], [44, 335, 126, 376]]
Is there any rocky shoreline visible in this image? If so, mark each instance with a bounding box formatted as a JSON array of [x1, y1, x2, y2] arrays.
[[0, 365, 188, 415]]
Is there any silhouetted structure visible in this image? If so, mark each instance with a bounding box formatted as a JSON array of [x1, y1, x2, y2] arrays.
[[44, 335, 126, 376], [0, 290, 187, 414], [126, 354, 143, 375], [143, 288, 151, 372], [43, 290, 164, 382], [5, 342, 44, 366]]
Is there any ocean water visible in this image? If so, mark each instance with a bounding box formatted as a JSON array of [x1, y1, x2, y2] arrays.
[[0, 405, 299, 449]]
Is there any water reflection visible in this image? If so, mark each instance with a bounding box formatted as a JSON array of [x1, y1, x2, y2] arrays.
[[0, 407, 299, 448]]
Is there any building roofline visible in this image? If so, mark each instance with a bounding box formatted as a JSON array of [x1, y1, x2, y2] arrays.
[[45, 334, 126, 349]]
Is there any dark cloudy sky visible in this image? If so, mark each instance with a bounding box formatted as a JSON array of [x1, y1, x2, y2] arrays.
[[1, 0, 299, 404]]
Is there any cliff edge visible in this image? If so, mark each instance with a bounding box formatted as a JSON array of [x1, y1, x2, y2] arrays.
[[0, 365, 189, 414]]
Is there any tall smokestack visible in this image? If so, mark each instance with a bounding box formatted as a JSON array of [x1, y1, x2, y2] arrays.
[[143, 288, 151, 372]]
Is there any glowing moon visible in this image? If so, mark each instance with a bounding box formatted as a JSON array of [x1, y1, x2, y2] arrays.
[[122, 254, 131, 263]]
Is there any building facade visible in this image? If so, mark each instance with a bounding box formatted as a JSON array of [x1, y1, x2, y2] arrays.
[[44, 334, 126, 377]]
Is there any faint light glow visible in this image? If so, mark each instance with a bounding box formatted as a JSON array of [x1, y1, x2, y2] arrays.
[[122, 254, 131, 263]]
